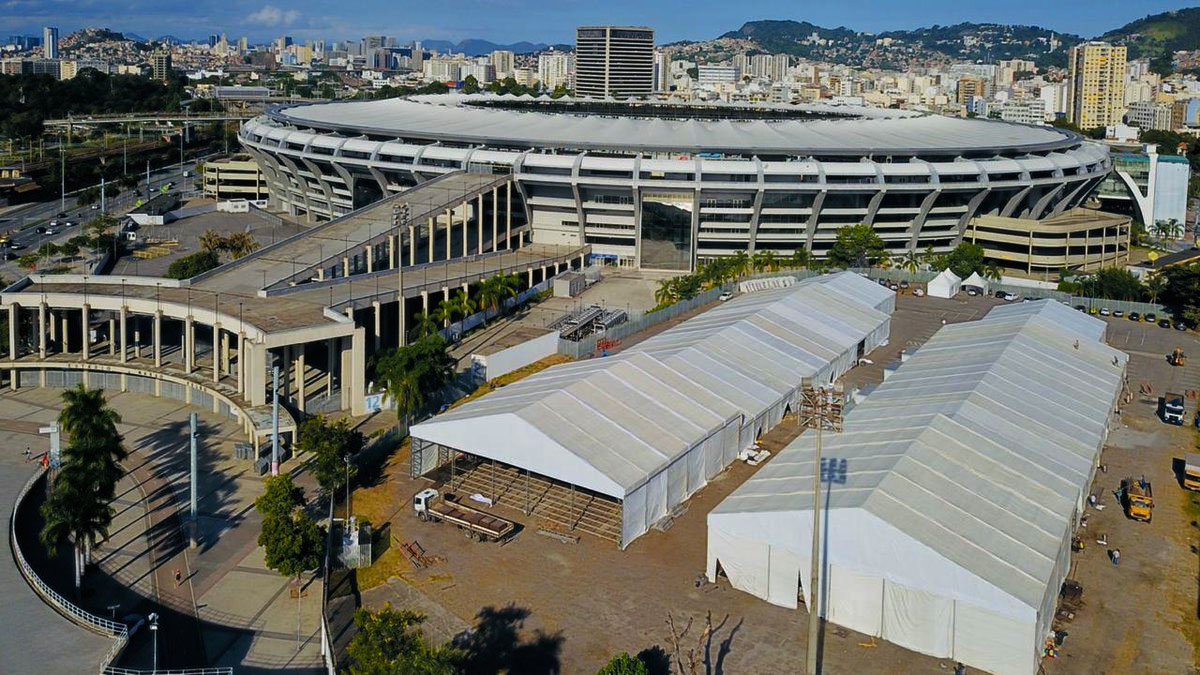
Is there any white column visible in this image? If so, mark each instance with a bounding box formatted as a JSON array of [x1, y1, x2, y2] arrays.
[[81, 304, 90, 360], [295, 346, 306, 412], [153, 310, 162, 368], [119, 306, 128, 363], [211, 321, 221, 383], [184, 316, 195, 373], [505, 181, 512, 249], [491, 187, 499, 253], [444, 209, 452, 260], [478, 194, 485, 255], [38, 303, 47, 359], [107, 318, 116, 356], [6, 303, 17, 361]]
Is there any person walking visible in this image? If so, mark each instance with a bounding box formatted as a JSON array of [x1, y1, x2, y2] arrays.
[[23, 446, 31, 462], [1111, 548, 1121, 566], [954, 662, 966, 675], [174, 568, 183, 586]]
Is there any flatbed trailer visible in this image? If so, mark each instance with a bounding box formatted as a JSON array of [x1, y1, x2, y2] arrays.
[[1184, 454, 1200, 492], [1121, 477, 1153, 522], [413, 488, 515, 542]]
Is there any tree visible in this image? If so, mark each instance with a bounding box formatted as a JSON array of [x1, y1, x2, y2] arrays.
[[654, 278, 677, 306], [223, 231, 261, 259], [1159, 264, 1200, 326], [476, 274, 520, 323], [166, 250, 222, 279], [433, 303, 457, 329], [199, 229, 225, 253], [598, 653, 649, 675], [730, 250, 751, 278], [297, 415, 365, 499], [346, 604, 461, 675], [256, 473, 324, 645], [408, 311, 439, 342], [827, 224, 887, 268], [375, 335, 456, 425], [1079, 267, 1146, 302], [40, 385, 127, 589], [40, 465, 114, 590], [1145, 273, 1167, 305], [447, 289, 476, 324], [943, 242, 987, 279], [461, 75, 481, 95], [788, 247, 811, 270]]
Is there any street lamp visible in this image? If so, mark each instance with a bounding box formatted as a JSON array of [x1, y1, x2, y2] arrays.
[[344, 454, 352, 519], [148, 611, 159, 674]]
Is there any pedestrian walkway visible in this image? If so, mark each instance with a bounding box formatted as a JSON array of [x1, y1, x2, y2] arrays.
[[2, 388, 325, 673]]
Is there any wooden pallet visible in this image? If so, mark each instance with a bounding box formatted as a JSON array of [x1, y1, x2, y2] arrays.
[[443, 460, 622, 544]]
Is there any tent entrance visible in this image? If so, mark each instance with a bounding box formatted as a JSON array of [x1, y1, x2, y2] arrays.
[[431, 452, 623, 545]]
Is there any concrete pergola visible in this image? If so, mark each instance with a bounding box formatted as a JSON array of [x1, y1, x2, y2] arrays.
[[1, 171, 588, 439]]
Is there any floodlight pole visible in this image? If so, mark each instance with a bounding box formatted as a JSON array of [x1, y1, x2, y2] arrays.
[[272, 366, 280, 476], [799, 382, 843, 675]]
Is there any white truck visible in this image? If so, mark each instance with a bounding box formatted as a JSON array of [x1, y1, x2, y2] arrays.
[[413, 488, 515, 542]]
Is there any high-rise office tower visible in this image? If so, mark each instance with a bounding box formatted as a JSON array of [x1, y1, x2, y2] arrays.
[[574, 26, 654, 98], [152, 51, 172, 81], [653, 50, 671, 91], [1066, 42, 1127, 129], [43, 26, 58, 59]]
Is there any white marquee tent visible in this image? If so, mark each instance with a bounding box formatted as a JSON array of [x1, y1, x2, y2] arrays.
[[926, 269, 962, 298], [706, 301, 1127, 675], [410, 272, 893, 548], [962, 271, 990, 294]]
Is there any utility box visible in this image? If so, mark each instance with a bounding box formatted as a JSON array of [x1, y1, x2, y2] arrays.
[[553, 271, 586, 298]]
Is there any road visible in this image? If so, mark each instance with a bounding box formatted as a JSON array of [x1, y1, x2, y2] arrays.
[[0, 159, 203, 271]]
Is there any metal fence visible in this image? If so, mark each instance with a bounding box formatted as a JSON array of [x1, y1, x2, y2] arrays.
[[102, 668, 233, 675], [557, 285, 729, 359], [8, 468, 131, 668]]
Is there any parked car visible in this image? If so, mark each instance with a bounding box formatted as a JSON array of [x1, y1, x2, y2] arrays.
[[1144, 313, 1157, 323], [1113, 309, 1125, 318], [1159, 319, 1172, 328], [1074, 305, 1087, 312], [898, 280, 910, 290], [1129, 312, 1141, 322], [718, 291, 733, 301], [1176, 322, 1189, 331], [994, 290, 1007, 299], [966, 287, 980, 296], [1002, 291, 1020, 302]]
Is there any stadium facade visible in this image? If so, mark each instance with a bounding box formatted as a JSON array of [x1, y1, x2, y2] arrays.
[[239, 94, 1112, 271]]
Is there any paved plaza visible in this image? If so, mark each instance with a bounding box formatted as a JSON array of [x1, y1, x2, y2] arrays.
[[1, 388, 326, 673]]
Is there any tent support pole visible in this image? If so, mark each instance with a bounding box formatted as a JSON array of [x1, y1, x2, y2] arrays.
[[570, 484, 575, 530], [491, 458, 496, 504], [524, 469, 531, 515], [450, 451, 456, 491]]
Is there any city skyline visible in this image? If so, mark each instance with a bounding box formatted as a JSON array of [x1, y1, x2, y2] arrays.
[[2, 0, 1195, 46]]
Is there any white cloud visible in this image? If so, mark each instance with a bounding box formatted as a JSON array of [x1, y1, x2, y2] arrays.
[[246, 5, 300, 27]]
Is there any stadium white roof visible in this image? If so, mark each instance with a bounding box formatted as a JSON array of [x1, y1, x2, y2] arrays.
[[410, 272, 892, 499], [268, 94, 1081, 156], [711, 300, 1127, 611]]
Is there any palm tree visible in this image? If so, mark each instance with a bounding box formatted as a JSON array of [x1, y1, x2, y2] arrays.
[[751, 250, 769, 273], [223, 231, 261, 259], [654, 278, 678, 306], [198, 229, 224, 253], [433, 303, 457, 329], [900, 250, 921, 273], [981, 262, 1003, 282], [408, 311, 439, 341], [477, 274, 519, 323], [760, 250, 780, 272], [730, 250, 751, 278], [40, 464, 114, 590], [449, 290, 476, 323], [788, 248, 811, 270], [1146, 273, 1166, 305], [58, 385, 126, 499]]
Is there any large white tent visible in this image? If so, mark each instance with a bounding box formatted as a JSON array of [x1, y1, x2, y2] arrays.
[[706, 301, 1127, 675], [410, 272, 893, 548], [926, 269, 962, 298]]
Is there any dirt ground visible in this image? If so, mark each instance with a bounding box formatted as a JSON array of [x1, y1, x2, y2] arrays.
[[355, 290, 1200, 674]]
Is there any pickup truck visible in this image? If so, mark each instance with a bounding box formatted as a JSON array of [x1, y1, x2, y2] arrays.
[[1162, 392, 1186, 425], [1121, 477, 1153, 522], [413, 488, 515, 542]]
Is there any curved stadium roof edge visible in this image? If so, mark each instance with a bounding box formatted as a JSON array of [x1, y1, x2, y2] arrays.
[[263, 93, 1084, 157]]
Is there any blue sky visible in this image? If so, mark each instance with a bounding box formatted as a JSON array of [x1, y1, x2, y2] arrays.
[[2, 0, 1193, 44]]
